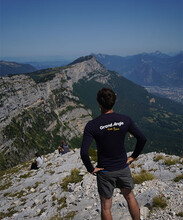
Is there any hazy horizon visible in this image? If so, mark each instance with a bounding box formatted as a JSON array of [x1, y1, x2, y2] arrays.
[[0, 50, 182, 63], [1, 0, 183, 60]]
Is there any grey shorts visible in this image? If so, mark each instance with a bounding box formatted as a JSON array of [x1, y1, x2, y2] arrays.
[[97, 166, 134, 199]]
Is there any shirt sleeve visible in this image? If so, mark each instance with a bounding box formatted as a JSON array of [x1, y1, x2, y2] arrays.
[[128, 117, 147, 158], [80, 122, 94, 173]]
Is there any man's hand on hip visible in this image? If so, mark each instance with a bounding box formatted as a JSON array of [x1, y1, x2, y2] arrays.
[[126, 156, 135, 166], [91, 167, 104, 175]]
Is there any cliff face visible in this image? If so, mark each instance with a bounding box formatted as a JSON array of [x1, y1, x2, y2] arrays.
[[0, 57, 106, 170]]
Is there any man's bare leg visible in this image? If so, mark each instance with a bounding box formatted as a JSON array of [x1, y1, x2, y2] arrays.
[[120, 188, 140, 220], [100, 196, 113, 220]]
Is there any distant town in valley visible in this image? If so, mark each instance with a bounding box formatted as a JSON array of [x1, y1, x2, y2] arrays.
[[145, 86, 183, 104]]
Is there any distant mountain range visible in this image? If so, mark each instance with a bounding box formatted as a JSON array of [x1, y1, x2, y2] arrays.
[[95, 51, 183, 87], [26, 60, 71, 70], [0, 55, 183, 170], [0, 61, 36, 76]]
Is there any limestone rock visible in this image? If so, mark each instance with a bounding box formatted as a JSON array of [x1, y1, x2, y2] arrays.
[[0, 150, 182, 219]]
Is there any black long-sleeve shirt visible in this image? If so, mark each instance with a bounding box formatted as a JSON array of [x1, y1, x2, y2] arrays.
[[80, 112, 147, 173]]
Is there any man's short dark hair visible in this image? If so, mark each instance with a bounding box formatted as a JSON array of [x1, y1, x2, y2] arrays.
[[97, 87, 116, 110], [35, 152, 40, 157]]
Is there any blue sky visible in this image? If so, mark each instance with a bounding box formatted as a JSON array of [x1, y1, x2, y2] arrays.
[[0, 0, 183, 60]]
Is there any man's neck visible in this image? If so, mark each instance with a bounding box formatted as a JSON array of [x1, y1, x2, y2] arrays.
[[102, 109, 114, 114]]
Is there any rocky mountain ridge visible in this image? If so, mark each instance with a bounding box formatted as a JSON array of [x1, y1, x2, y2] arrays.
[[0, 61, 36, 77], [95, 52, 183, 87], [0, 149, 182, 220]]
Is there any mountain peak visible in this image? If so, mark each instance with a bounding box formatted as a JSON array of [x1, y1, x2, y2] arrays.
[[65, 54, 109, 86], [69, 55, 96, 65], [149, 51, 170, 58]]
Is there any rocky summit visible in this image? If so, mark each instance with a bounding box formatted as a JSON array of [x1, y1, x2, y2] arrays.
[[0, 149, 183, 220]]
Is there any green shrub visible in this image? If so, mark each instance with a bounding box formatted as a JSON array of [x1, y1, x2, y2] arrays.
[[173, 174, 183, 182], [61, 168, 83, 191], [132, 170, 155, 184], [152, 194, 167, 209]]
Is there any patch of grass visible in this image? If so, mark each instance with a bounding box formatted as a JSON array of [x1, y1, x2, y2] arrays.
[[42, 199, 46, 204], [52, 195, 57, 201], [19, 171, 32, 179], [0, 165, 20, 178], [57, 197, 67, 211], [132, 169, 155, 184], [49, 182, 55, 186], [152, 194, 168, 209], [173, 174, 183, 182], [45, 170, 55, 175], [16, 190, 25, 199], [148, 168, 157, 172], [62, 211, 76, 220], [153, 155, 165, 161], [58, 196, 66, 204], [137, 164, 143, 168], [164, 158, 179, 166], [0, 206, 17, 219], [50, 211, 77, 220], [61, 168, 83, 191], [21, 198, 27, 205], [47, 162, 52, 167], [38, 208, 46, 216], [176, 212, 183, 217], [130, 163, 136, 168], [7, 189, 26, 199], [50, 215, 62, 220], [3, 192, 10, 197], [89, 148, 97, 162], [34, 181, 40, 187], [0, 181, 12, 191], [154, 155, 181, 166], [179, 158, 183, 165]]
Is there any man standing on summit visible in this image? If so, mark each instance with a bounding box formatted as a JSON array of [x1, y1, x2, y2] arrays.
[[80, 87, 147, 220]]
